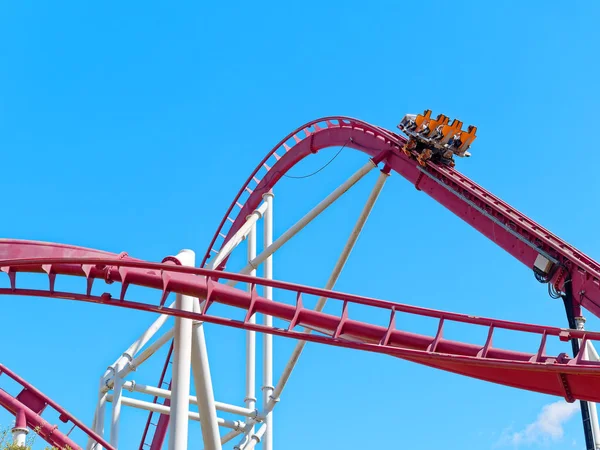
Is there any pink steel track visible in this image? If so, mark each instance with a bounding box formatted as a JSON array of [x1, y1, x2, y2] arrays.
[[2, 116, 600, 449]]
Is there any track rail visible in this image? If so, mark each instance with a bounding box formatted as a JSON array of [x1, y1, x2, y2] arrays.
[[201, 117, 600, 316], [4, 118, 600, 448], [2, 241, 600, 413], [148, 116, 600, 448], [0, 363, 113, 450]]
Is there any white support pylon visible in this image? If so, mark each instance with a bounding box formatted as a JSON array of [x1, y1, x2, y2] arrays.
[[246, 220, 257, 435], [94, 158, 380, 450], [168, 249, 195, 450], [191, 283, 222, 450], [88, 371, 109, 450], [267, 168, 389, 411], [262, 191, 274, 450], [109, 354, 130, 448]]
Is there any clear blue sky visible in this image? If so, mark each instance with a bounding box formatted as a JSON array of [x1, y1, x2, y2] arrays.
[[1, 1, 599, 449]]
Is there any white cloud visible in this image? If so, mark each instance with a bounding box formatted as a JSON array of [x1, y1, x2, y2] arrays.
[[498, 400, 579, 447]]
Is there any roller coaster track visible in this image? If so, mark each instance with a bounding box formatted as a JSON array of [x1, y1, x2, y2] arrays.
[[140, 116, 600, 448], [2, 117, 600, 449], [0, 362, 112, 450]]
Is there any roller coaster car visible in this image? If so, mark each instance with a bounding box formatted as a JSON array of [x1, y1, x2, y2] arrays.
[[398, 110, 477, 167]]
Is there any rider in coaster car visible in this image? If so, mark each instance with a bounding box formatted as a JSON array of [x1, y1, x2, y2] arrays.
[[430, 124, 445, 141], [447, 132, 462, 151]]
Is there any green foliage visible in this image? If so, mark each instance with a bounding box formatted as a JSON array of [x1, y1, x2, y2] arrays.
[[0, 425, 67, 450]]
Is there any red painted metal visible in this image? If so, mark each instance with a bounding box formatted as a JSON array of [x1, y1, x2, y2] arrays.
[[0, 363, 114, 450], [2, 118, 600, 448], [14, 408, 26, 429], [198, 118, 600, 317], [1, 248, 600, 408], [147, 117, 600, 448]]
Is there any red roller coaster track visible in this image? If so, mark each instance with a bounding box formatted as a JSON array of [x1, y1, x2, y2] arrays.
[[144, 116, 600, 448], [1, 116, 599, 449]]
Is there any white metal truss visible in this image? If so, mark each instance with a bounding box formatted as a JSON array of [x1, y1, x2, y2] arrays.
[[87, 157, 387, 449]]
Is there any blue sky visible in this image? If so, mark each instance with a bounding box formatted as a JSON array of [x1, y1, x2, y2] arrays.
[[1, 1, 600, 449]]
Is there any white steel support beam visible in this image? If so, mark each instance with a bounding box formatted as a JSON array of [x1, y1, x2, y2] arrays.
[[246, 220, 257, 435], [191, 290, 222, 450], [125, 159, 377, 405], [575, 317, 600, 449], [88, 370, 109, 450], [237, 423, 266, 450], [168, 249, 195, 450], [104, 395, 243, 430], [219, 429, 245, 446], [116, 327, 175, 381], [104, 300, 177, 387], [262, 191, 274, 450], [227, 158, 377, 286], [267, 168, 389, 411], [120, 381, 256, 417], [208, 202, 268, 270], [109, 354, 130, 448]]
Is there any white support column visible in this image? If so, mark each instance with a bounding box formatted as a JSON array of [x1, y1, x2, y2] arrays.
[[109, 354, 130, 448], [246, 220, 257, 432], [262, 191, 274, 450], [227, 158, 377, 286], [117, 327, 175, 381], [104, 300, 177, 387], [575, 316, 600, 449], [120, 382, 255, 417], [88, 371, 109, 450], [168, 249, 195, 450], [267, 169, 389, 411], [191, 281, 222, 450], [104, 395, 243, 429]]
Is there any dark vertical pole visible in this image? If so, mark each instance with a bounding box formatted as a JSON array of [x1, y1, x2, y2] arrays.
[[562, 277, 595, 450]]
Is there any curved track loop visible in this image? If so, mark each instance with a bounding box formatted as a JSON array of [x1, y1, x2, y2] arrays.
[[203, 117, 600, 317], [2, 240, 600, 411], [0, 363, 113, 450]]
